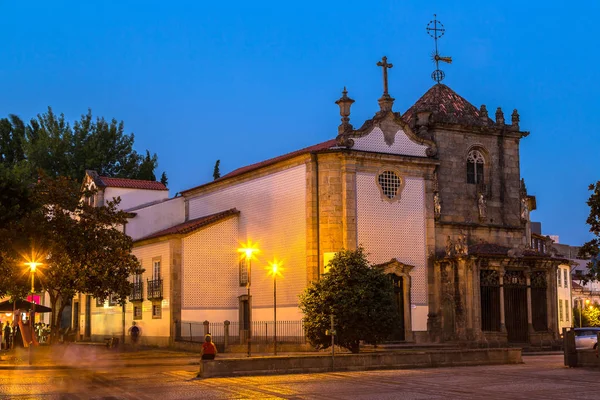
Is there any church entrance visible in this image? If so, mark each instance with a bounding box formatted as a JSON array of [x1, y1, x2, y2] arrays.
[[504, 270, 528, 343], [389, 274, 405, 341]]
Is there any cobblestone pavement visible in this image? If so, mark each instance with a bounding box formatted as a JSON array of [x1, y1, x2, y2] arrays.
[[1, 354, 599, 399]]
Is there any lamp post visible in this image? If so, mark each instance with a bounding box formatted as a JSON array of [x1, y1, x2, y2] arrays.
[[24, 260, 41, 366], [238, 242, 258, 357], [268, 260, 282, 356]]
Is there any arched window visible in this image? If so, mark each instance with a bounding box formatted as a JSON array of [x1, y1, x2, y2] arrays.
[[466, 150, 485, 184]]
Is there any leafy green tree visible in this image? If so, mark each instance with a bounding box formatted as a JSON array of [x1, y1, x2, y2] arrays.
[[1, 107, 165, 183], [575, 303, 600, 327], [213, 159, 221, 180], [580, 181, 600, 279], [1, 174, 142, 341], [299, 247, 398, 353]]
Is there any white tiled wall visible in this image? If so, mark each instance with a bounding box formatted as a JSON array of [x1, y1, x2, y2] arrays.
[[186, 165, 307, 321], [352, 127, 429, 157], [356, 172, 427, 330]]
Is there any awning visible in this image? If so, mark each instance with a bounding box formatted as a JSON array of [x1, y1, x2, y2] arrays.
[[0, 299, 52, 313]]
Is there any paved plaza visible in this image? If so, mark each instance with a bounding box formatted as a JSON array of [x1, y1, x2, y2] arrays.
[[0, 353, 599, 399]]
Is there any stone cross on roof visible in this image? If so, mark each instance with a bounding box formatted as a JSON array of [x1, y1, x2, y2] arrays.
[[376, 56, 393, 96]]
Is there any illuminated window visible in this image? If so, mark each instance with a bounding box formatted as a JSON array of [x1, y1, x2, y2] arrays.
[[152, 302, 162, 319], [466, 150, 485, 184], [377, 170, 403, 201], [133, 306, 142, 320], [565, 300, 570, 322], [559, 300, 563, 322], [558, 271, 562, 287]]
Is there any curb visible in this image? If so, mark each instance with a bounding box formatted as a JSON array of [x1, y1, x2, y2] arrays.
[[0, 360, 200, 370]]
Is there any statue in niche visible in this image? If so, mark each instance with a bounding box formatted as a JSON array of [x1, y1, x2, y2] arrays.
[[478, 193, 487, 220], [521, 197, 529, 222], [445, 236, 453, 257], [454, 231, 468, 256], [434, 192, 441, 220]]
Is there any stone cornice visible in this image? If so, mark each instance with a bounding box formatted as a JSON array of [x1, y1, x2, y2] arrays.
[[429, 123, 529, 139]]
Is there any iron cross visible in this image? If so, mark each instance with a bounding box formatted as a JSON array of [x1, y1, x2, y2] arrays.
[[377, 56, 393, 96]]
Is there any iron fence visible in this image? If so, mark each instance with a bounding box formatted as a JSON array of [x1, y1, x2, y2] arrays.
[[176, 320, 305, 351]]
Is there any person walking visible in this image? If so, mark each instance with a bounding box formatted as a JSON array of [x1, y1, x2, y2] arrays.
[[128, 322, 140, 350], [201, 334, 217, 360], [3, 323, 10, 350]]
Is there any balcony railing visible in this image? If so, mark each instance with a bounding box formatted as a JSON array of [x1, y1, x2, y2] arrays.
[[130, 281, 144, 302], [147, 278, 163, 300]]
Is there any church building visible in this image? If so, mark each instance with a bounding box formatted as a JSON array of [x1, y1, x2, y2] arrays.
[[80, 56, 568, 348]]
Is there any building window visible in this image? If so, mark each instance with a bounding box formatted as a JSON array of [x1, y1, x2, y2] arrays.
[[153, 259, 161, 280], [96, 297, 104, 308], [466, 149, 485, 184], [559, 300, 564, 322], [239, 259, 249, 287], [152, 301, 162, 319], [558, 271, 562, 287], [564, 270, 569, 289], [376, 170, 404, 201], [565, 300, 570, 322], [133, 305, 142, 320]]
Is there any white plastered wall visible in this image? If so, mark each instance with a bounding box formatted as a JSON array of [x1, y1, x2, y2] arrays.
[[126, 197, 185, 241], [356, 173, 428, 331], [90, 240, 172, 342], [185, 165, 306, 324], [104, 187, 169, 211]]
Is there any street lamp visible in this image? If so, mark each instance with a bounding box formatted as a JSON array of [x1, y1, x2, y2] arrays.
[[267, 260, 283, 355], [24, 259, 42, 366], [238, 241, 259, 357]]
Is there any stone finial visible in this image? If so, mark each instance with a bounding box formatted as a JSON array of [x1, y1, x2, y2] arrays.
[[511, 109, 520, 130], [479, 104, 488, 122], [335, 87, 355, 134], [495, 107, 505, 125], [378, 94, 395, 113]]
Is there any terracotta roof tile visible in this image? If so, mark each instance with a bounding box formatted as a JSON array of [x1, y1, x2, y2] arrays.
[[403, 84, 493, 127], [98, 176, 168, 191], [135, 208, 239, 242], [181, 139, 337, 195]]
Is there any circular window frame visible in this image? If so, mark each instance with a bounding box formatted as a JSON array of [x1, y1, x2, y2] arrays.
[[375, 167, 405, 203]]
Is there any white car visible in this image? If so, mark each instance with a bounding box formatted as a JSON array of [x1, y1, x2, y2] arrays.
[[574, 327, 600, 349]]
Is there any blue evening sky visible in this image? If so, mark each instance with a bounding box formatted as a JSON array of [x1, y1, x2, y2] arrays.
[[0, 1, 596, 246]]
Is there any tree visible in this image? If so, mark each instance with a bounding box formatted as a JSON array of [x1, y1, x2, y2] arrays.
[[580, 181, 600, 279], [299, 248, 398, 353], [213, 159, 221, 180], [1, 107, 166, 183], [160, 171, 168, 186], [4, 174, 142, 341]]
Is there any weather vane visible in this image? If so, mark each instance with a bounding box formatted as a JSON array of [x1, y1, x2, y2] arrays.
[[426, 14, 452, 84]]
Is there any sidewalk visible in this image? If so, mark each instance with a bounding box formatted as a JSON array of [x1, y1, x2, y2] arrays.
[[0, 343, 330, 370], [0, 344, 202, 370]]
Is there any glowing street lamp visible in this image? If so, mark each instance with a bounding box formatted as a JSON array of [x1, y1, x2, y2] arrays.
[[237, 241, 259, 357], [267, 260, 283, 355], [24, 257, 42, 365]]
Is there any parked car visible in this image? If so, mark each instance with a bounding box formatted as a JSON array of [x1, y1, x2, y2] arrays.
[[574, 327, 600, 349]]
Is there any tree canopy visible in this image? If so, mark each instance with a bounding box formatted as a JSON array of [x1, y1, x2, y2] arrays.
[[580, 181, 600, 279], [0, 107, 166, 183], [299, 248, 398, 353], [0, 173, 142, 339]]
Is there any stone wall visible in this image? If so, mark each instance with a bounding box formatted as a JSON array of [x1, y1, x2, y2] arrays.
[[433, 125, 526, 249], [198, 348, 523, 378]]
